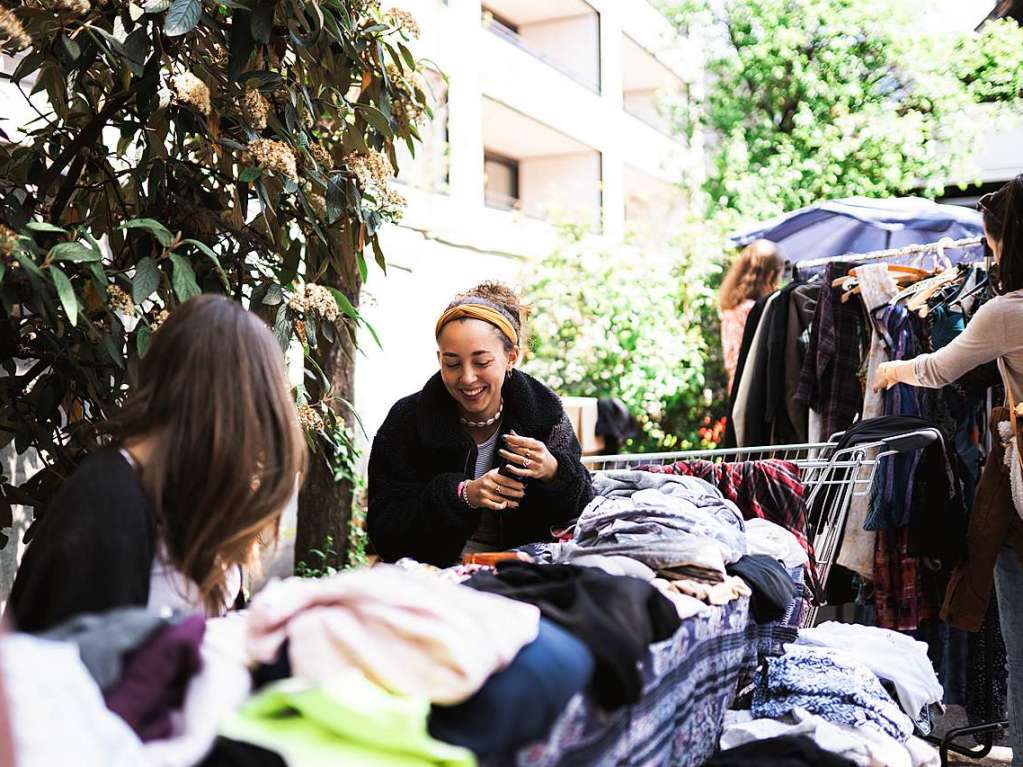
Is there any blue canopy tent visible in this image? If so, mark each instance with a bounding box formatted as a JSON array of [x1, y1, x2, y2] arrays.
[[730, 197, 984, 264]]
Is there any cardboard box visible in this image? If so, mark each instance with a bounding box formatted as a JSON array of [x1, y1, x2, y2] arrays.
[[560, 396, 600, 455]]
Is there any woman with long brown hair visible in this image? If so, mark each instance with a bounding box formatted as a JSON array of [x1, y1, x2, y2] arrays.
[[718, 239, 784, 391], [7, 295, 306, 631]]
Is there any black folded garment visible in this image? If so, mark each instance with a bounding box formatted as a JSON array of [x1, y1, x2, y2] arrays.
[[466, 562, 680, 710], [197, 738, 287, 767], [726, 554, 796, 623], [701, 735, 857, 767]]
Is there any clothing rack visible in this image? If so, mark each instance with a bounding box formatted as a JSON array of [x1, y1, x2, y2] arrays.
[[795, 236, 983, 271], [792, 234, 1005, 766]]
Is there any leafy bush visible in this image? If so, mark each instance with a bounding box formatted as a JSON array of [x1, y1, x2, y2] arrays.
[[523, 217, 731, 451]]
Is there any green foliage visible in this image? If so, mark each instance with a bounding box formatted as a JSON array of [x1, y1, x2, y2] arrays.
[[665, 0, 981, 220], [953, 19, 1023, 104], [523, 217, 731, 451], [294, 534, 340, 579], [0, 0, 429, 511]]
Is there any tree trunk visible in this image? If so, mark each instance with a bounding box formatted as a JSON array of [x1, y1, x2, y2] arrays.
[[295, 262, 362, 572]]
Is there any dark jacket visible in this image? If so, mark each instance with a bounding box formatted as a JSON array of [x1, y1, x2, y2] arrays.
[[942, 406, 1023, 631], [367, 370, 594, 566], [7, 449, 157, 632]]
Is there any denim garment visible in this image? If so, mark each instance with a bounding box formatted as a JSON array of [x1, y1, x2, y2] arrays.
[[996, 547, 1023, 767], [865, 305, 925, 531], [429, 619, 594, 759]]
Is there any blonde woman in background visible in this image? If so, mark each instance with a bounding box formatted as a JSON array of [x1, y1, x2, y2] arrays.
[[718, 239, 785, 391]]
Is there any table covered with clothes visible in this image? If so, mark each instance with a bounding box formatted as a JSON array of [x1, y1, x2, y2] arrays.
[[2, 463, 814, 767]]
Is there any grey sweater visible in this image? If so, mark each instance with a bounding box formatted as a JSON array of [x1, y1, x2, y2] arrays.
[[913, 290, 1023, 403]]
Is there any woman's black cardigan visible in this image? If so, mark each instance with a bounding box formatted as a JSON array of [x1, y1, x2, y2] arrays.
[[367, 370, 594, 566]]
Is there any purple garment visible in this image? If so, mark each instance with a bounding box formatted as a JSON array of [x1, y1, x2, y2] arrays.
[[104, 614, 205, 741], [794, 263, 866, 440]]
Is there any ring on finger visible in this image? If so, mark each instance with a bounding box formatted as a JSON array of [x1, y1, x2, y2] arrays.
[[522, 458, 531, 467]]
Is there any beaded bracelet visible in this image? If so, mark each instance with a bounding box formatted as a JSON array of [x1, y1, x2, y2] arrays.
[[457, 480, 476, 509]]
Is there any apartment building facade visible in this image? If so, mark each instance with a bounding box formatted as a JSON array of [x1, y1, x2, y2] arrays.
[[359, 0, 702, 438]]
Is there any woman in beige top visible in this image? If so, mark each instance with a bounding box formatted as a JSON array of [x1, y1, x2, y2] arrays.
[[875, 174, 1023, 767]]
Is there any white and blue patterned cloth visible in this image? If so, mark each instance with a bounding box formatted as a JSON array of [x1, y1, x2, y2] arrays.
[[752, 645, 915, 742]]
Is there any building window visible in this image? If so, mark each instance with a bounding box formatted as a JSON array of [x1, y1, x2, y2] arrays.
[[484, 151, 520, 210]]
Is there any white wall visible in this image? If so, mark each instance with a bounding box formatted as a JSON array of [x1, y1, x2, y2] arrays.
[[519, 14, 601, 91], [623, 89, 663, 130], [355, 226, 525, 441], [519, 152, 602, 225]]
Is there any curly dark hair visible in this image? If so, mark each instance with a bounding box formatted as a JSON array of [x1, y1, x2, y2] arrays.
[[979, 174, 1023, 295], [447, 281, 530, 350]]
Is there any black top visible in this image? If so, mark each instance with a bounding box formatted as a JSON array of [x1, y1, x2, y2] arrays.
[[367, 370, 594, 566], [7, 448, 157, 632], [465, 561, 680, 710]]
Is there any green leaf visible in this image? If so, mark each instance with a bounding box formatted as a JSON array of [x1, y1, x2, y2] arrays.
[[371, 235, 387, 274], [57, 35, 81, 66], [239, 165, 263, 183], [305, 311, 318, 349], [169, 254, 201, 302], [398, 42, 416, 70], [100, 333, 125, 369], [49, 242, 101, 263], [251, 0, 275, 43], [262, 283, 284, 305], [121, 218, 174, 247], [354, 104, 394, 138], [181, 239, 230, 290], [49, 266, 77, 327], [238, 70, 283, 89], [325, 287, 358, 320], [132, 256, 161, 303], [228, 8, 254, 81], [363, 317, 383, 350], [137, 325, 153, 357], [272, 303, 291, 351], [24, 222, 68, 234], [165, 0, 202, 36]]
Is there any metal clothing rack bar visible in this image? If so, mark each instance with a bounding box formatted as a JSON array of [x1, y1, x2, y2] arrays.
[[796, 236, 983, 270]]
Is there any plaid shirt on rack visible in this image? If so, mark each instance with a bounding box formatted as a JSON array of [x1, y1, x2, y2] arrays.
[[645, 459, 815, 566], [794, 262, 867, 440]]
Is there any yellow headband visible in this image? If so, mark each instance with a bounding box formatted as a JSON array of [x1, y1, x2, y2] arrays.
[[435, 304, 519, 345]]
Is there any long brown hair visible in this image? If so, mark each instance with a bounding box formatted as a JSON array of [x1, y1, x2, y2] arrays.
[[980, 174, 1023, 295], [104, 295, 306, 613], [718, 239, 784, 311]]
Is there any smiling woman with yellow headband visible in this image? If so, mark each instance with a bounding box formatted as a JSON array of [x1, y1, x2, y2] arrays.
[[367, 281, 594, 566]]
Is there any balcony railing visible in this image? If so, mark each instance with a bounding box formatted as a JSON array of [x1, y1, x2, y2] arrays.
[[482, 15, 601, 94]]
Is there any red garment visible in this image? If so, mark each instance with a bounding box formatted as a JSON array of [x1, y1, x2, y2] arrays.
[[646, 459, 819, 594], [874, 528, 939, 631]]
